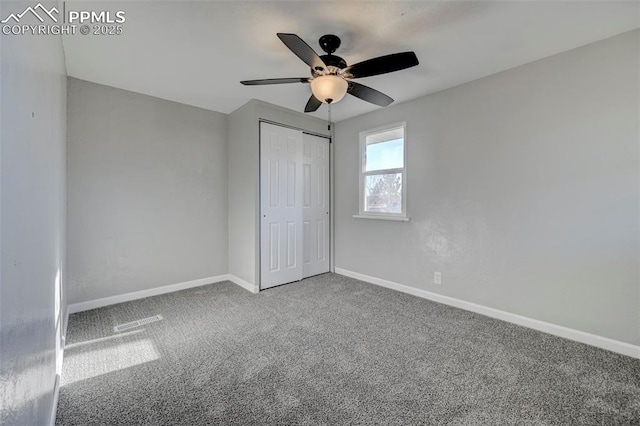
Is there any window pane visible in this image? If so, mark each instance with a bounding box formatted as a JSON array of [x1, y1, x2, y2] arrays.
[[364, 173, 402, 214], [365, 138, 404, 172]]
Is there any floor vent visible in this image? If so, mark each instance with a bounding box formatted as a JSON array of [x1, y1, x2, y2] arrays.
[[113, 315, 163, 333]]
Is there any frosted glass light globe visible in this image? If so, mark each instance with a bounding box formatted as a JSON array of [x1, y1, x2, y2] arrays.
[[310, 75, 348, 104]]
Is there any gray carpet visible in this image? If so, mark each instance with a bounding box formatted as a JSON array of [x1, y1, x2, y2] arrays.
[[56, 273, 640, 425]]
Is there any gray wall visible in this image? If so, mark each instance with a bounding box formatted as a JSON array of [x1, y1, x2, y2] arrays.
[[334, 30, 639, 345], [67, 78, 228, 304], [0, 1, 67, 423], [228, 100, 329, 287]]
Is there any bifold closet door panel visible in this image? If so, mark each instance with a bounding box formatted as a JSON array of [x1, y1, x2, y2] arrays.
[[260, 122, 304, 289], [302, 133, 330, 278]]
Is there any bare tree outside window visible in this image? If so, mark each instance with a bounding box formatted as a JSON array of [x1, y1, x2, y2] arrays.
[[365, 173, 402, 213]]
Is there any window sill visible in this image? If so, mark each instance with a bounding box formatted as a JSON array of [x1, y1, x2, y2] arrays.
[[353, 214, 410, 222]]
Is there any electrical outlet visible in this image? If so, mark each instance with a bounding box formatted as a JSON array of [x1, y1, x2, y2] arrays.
[[434, 272, 442, 285]]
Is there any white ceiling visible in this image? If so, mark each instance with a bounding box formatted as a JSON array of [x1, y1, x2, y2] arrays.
[[62, 1, 640, 122]]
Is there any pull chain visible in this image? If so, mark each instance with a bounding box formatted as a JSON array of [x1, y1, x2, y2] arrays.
[[327, 103, 332, 131]]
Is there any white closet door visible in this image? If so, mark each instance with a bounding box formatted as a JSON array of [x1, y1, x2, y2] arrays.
[[302, 133, 330, 278], [260, 123, 304, 289]]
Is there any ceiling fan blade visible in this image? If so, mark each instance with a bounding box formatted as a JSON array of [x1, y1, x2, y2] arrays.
[[347, 81, 393, 107], [343, 52, 419, 79], [240, 77, 310, 85], [277, 33, 327, 71], [304, 95, 322, 113]]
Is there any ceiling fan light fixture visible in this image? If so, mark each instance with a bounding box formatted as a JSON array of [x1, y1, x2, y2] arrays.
[[241, 34, 418, 112], [310, 75, 348, 104]]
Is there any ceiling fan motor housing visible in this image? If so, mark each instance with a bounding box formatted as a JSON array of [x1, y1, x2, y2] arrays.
[[315, 55, 347, 74], [313, 35, 347, 74]]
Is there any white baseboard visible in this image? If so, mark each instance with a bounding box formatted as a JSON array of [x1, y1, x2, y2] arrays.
[[63, 310, 68, 340], [52, 309, 69, 426], [335, 267, 640, 359], [68, 275, 230, 313], [227, 274, 259, 293], [50, 373, 60, 426]]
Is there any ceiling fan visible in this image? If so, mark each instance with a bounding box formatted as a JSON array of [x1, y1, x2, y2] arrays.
[[240, 33, 419, 113]]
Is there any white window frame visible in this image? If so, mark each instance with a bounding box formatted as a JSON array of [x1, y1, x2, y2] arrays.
[[355, 122, 409, 221]]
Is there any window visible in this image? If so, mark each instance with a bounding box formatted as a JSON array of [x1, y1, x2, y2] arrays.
[[357, 123, 408, 220]]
